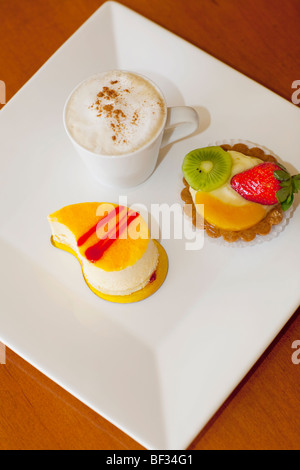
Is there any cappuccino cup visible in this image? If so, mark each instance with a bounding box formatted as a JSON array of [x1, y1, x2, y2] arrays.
[[64, 70, 199, 188]]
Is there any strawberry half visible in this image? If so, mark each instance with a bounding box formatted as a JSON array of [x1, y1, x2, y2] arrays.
[[231, 162, 300, 211]]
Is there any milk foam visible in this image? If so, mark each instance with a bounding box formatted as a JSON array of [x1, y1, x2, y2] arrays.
[[65, 71, 167, 155]]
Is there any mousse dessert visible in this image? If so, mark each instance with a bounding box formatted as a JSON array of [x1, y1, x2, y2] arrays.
[[48, 202, 168, 302]]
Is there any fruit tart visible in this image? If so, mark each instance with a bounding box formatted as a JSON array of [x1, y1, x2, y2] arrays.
[[181, 142, 300, 243], [48, 202, 168, 303]]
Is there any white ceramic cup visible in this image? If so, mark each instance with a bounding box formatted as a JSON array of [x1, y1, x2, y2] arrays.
[[63, 72, 199, 188]]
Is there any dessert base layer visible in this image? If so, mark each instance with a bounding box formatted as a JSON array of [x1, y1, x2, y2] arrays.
[[51, 237, 168, 304]]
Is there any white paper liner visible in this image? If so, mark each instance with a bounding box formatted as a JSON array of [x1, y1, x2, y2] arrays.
[[180, 139, 295, 248]]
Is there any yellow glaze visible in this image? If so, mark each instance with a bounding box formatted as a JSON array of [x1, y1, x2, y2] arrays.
[[51, 237, 168, 304], [48, 202, 149, 272], [195, 192, 268, 231]]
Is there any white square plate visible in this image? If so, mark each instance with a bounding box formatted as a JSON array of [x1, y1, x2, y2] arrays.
[[0, 1, 299, 450]]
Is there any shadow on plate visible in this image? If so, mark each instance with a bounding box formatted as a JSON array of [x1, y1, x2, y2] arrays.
[[156, 105, 211, 169]]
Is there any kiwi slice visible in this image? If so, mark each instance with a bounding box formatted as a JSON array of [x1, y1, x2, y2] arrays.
[[182, 146, 232, 191]]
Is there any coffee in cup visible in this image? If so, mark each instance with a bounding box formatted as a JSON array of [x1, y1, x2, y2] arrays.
[[65, 70, 167, 156], [64, 70, 199, 188]]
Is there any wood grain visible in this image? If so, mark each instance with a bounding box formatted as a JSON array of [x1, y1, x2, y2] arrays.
[[0, 0, 299, 450]]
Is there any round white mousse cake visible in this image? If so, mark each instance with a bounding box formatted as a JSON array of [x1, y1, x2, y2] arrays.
[[48, 202, 159, 296], [65, 70, 167, 155]]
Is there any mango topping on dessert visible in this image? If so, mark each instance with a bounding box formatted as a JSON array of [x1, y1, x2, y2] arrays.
[[49, 202, 149, 272]]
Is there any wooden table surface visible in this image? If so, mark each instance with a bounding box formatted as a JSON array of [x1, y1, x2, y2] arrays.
[[0, 0, 299, 450]]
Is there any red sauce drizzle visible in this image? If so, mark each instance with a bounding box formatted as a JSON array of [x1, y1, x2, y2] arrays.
[[83, 209, 139, 263], [77, 206, 122, 247], [149, 271, 157, 283]]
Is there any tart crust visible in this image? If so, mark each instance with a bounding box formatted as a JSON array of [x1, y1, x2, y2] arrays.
[[181, 143, 284, 243]]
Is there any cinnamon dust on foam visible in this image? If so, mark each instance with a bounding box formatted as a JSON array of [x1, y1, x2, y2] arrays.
[[89, 80, 137, 146], [181, 143, 284, 243]]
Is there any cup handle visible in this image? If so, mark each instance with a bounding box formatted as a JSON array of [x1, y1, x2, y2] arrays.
[[161, 106, 199, 148]]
